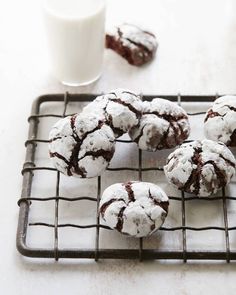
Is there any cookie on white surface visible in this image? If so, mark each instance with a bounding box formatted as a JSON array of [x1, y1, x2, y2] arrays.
[[106, 23, 158, 66], [83, 88, 143, 137], [204, 95, 236, 146], [129, 98, 190, 151], [164, 139, 236, 197], [49, 113, 115, 178], [100, 181, 169, 238]]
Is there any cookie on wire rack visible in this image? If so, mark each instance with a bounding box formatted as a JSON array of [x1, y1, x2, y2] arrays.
[[164, 139, 236, 197], [83, 88, 143, 138], [129, 98, 190, 151], [204, 95, 236, 146], [100, 181, 169, 238], [49, 112, 115, 178]]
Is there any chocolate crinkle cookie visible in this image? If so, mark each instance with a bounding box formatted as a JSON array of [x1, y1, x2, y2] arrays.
[[100, 181, 169, 238], [106, 23, 158, 66], [204, 95, 236, 146], [164, 140, 236, 197], [82, 88, 143, 138], [129, 98, 190, 151], [49, 113, 115, 178]]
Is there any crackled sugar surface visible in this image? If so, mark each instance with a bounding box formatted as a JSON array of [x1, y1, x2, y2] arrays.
[[100, 181, 169, 237], [106, 23, 158, 66], [83, 88, 143, 137], [49, 112, 115, 178], [129, 98, 190, 151], [164, 139, 236, 196], [204, 95, 236, 146]]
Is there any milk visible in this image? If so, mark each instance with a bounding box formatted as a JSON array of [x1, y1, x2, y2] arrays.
[[43, 0, 106, 86]]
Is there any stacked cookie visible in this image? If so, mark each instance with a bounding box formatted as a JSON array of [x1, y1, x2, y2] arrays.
[[82, 88, 143, 138], [49, 89, 143, 178], [48, 92, 236, 238], [164, 96, 236, 197]]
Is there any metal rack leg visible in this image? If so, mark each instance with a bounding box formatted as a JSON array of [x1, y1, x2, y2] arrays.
[[138, 149, 143, 261], [95, 176, 101, 261], [54, 171, 60, 261], [181, 191, 187, 263], [53, 91, 68, 261], [222, 187, 230, 263]]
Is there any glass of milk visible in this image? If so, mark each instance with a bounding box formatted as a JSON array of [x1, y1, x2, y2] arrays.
[[43, 0, 106, 86]]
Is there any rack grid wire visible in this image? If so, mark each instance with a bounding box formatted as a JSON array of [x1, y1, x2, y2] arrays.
[[16, 93, 236, 262]]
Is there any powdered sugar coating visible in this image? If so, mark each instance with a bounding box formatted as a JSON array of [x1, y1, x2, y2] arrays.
[[111, 23, 157, 52], [164, 140, 236, 197], [49, 113, 115, 178], [106, 24, 157, 66], [100, 181, 169, 237], [129, 98, 190, 151], [83, 88, 143, 137], [204, 95, 236, 146]]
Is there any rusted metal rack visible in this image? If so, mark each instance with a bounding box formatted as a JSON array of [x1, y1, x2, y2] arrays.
[[16, 93, 236, 262]]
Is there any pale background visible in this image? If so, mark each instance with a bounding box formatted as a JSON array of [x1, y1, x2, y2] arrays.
[[1, 0, 236, 294]]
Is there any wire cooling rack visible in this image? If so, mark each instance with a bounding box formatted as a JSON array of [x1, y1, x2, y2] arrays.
[[16, 93, 236, 262]]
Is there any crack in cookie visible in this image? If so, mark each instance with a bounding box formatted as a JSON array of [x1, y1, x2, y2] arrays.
[[115, 206, 126, 232], [111, 98, 142, 119], [66, 119, 104, 177], [100, 198, 126, 218], [123, 181, 135, 202], [148, 189, 169, 213]]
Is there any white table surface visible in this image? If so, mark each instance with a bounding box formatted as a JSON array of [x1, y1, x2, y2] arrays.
[[1, 0, 236, 294]]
